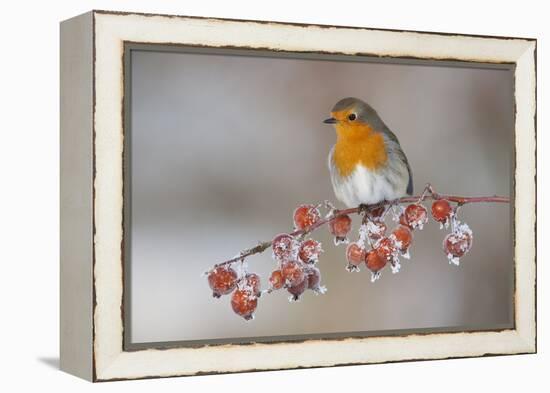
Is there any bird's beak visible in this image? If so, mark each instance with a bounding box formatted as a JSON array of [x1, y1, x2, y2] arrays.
[[323, 117, 337, 124]]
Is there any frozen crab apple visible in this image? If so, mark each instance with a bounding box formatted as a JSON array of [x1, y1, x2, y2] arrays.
[[207, 266, 238, 298], [432, 199, 453, 223], [346, 243, 366, 270], [403, 204, 428, 229], [443, 224, 473, 265], [272, 233, 298, 262], [281, 260, 306, 286], [269, 269, 284, 290], [293, 204, 321, 230], [298, 239, 323, 264], [243, 273, 261, 296], [365, 249, 387, 273], [329, 214, 352, 242], [231, 289, 258, 320], [306, 266, 322, 291], [375, 237, 397, 262], [288, 267, 323, 300], [392, 225, 412, 252], [287, 278, 308, 301]]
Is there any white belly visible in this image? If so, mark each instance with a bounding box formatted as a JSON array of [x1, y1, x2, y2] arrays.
[[332, 165, 403, 207]]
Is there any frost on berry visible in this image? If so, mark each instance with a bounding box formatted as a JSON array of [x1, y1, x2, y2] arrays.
[[365, 220, 386, 240], [404, 204, 429, 230], [375, 237, 397, 262], [377, 236, 401, 274], [269, 269, 284, 290], [242, 273, 261, 296], [287, 278, 308, 302], [369, 237, 400, 277], [392, 225, 413, 252], [207, 266, 238, 298], [346, 243, 365, 272], [329, 214, 352, 243], [272, 234, 299, 262], [432, 199, 453, 227], [293, 204, 321, 230], [231, 289, 258, 320], [390, 259, 401, 274], [281, 260, 306, 286], [298, 239, 323, 264], [357, 223, 369, 248], [443, 222, 473, 266]]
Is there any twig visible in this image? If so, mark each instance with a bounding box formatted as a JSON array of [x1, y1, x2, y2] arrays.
[[213, 183, 509, 269]]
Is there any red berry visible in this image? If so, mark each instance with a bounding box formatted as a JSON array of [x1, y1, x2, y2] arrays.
[[207, 266, 238, 297], [298, 239, 323, 263], [329, 214, 352, 239], [244, 273, 261, 296], [432, 199, 452, 223], [443, 232, 473, 258], [293, 204, 321, 230], [365, 249, 387, 272], [375, 237, 397, 261], [269, 270, 284, 290], [392, 225, 413, 251], [231, 289, 258, 320], [346, 243, 366, 267], [287, 278, 308, 300], [404, 204, 428, 229], [306, 266, 321, 290], [281, 260, 305, 286], [272, 234, 298, 262]]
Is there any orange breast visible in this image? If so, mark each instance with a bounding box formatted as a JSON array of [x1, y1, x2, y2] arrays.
[[332, 123, 388, 177]]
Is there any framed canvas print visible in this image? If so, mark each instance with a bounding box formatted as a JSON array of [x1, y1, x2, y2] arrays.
[[60, 10, 537, 382]]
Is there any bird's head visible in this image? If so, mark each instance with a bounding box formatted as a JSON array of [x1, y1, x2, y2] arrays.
[[323, 97, 378, 138]]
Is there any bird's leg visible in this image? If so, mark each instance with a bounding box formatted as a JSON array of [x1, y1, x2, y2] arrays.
[[358, 203, 370, 216]]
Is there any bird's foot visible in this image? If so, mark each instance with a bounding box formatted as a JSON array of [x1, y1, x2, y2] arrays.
[[358, 204, 370, 215]]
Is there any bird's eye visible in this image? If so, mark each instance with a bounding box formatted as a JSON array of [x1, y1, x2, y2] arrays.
[[348, 113, 357, 121]]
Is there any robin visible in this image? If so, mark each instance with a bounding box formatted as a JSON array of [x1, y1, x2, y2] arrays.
[[324, 97, 413, 208]]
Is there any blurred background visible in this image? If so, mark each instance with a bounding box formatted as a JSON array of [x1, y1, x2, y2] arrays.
[[128, 47, 514, 346]]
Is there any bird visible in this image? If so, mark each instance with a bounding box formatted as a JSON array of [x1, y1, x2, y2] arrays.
[[324, 97, 413, 208]]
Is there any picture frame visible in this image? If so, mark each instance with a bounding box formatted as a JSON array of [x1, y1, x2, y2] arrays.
[[60, 10, 536, 382]]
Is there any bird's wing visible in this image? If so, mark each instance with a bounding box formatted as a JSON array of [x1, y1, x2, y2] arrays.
[[405, 159, 413, 195], [380, 126, 413, 195]]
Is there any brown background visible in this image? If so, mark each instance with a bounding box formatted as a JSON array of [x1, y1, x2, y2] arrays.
[[128, 48, 514, 345]]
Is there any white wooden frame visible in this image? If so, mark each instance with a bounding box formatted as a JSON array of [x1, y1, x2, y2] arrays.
[[60, 10, 537, 382]]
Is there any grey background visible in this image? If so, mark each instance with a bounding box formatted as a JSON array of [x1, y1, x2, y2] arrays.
[[128, 48, 514, 345]]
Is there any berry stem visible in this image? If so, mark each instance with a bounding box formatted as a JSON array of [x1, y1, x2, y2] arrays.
[[213, 183, 509, 269]]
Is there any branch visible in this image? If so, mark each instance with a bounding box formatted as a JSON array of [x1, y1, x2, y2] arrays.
[[213, 183, 509, 268]]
